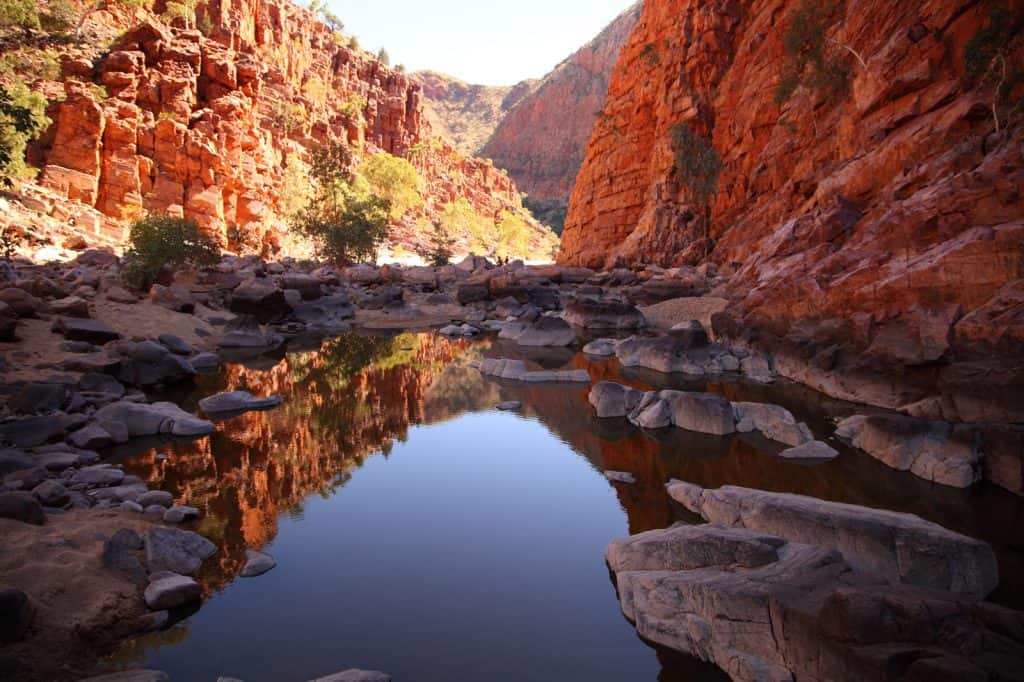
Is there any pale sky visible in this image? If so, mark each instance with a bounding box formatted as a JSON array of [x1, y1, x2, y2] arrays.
[[326, 0, 633, 85]]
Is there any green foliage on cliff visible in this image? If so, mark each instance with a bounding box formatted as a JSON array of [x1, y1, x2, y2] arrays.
[[669, 122, 721, 202], [291, 142, 392, 265], [360, 152, 424, 219], [121, 216, 222, 289], [0, 0, 39, 30], [775, 0, 851, 104], [377, 48, 390, 66], [424, 220, 455, 266], [0, 83, 49, 185]]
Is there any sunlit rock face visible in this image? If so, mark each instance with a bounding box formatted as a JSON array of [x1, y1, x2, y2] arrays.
[[480, 2, 641, 232], [559, 0, 1024, 420], [37, 0, 538, 252]]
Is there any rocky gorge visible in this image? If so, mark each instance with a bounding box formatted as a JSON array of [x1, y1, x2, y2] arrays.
[[0, 0, 1022, 680]]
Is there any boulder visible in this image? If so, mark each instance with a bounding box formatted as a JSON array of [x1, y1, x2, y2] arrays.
[[629, 396, 673, 429], [198, 391, 283, 416], [77, 671, 169, 682], [582, 338, 618, 356], [67, 423, 113, 450], [163, 505, 200, 523], [0, 589, 33, 642], [70, 464, 125, 487], [472, 358, 590, 383], [144, 574, 201, 610], [778, 440, 839, 459], [0, 449, 33, 476], [667, 320, 710, 348], [280, 273, 322, 300], [31, 479, 70, 507], [0, 288, 46, 317], [52, 317, 120, 344], [230, 278, 289, 323], [8, 383, 70, 414], [147, 284, 194, 312], [836, 414, 982, 488], [144, 526, 216, 575], [307, 671, 391, 682], [607, 519, 1023, 682], [660, 391, 736, 435], [94, 401, 214, 439], [240, 549, 276, 577], [615, 336, 707, 373], [137, 490, 173, 508], [666, 482, 998, 597], [562, 299, 645, 330], [157, 334, 192, 355], [79, 372, 126, 398], [217, 315, 276, 348], [4, 466, 49, 490], [605, 471, 636, 484], [50, 295, 90, 318], [0, 491, 44, 524], [0, 301, 15, 340], [732, 402, 813, 446], [588, 381, 643, 418], [0, 414, 80, 448], [516, 316, 576, 346]]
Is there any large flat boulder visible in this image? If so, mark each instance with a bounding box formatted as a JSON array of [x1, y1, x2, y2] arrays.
[[660, 391, 736, 435], [515, 316, 576, 346], [607, 521, 1024, 682], [588, 381, 643, 418], [732, 401, 812, 446], [836, 414, 982, 488], [562, 299, 645, 330], [666, 482, 998, 598], [95, 401, 214, 439], [144, 526, 216, 575]]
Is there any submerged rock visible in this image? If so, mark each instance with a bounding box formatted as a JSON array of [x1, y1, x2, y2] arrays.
[[605, 471, 636, 484], [732, 401, 813, 447], [78, 670, 170, 682], [198, 391, 283, 415], [240, 549, 277, 577], [472, 358, 589, 383], [307, 671, 391, 682], [515, 316, 576, 346]]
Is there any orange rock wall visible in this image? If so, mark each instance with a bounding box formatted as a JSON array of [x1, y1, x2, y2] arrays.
[[37, 0, 533, 250], [560, 0, 1024, 417]]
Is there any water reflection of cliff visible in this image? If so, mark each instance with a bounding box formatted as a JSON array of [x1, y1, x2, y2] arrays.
[[122, 333, 500, 589]]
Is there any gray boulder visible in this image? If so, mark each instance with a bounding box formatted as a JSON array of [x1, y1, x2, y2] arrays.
[[588, 381, 643, 418], [144, 574, 201, 610], [198, 391, 283, 416], [516, 317, 576, 346], [562, 299, 644, 330], [77, 671, 170, 682], [660, 391, 736, 435], [666, 482, 998, 598], [0, 491, 44, 524], [145, 526, 216, 575], [52, 317, 120, 344], [94, 401, 214, 439], [732, 402, 813, 446], [307, 671, 391, 682], [836, 414, 981, 488], [240, 549, 276, 577]]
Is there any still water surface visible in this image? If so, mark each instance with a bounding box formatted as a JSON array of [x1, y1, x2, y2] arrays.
[[105, 332, 1024, 681]]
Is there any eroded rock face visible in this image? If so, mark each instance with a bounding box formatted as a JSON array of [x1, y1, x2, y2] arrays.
[[36, 0, 542, 254], [480, 3, 641, 231], [560, 0, 1024, 421]]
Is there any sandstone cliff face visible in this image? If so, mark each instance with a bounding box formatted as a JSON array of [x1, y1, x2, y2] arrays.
[[31, 0, 538, 253], [481, 3, 641, 231], [413, 70, 536, 156], [561, 0, 1024, 421]]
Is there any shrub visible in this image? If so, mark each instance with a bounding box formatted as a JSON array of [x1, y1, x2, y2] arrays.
[[121, 216, 221, 289], [319, 8, 343, 32], [0, 0, 38, 31], [494, 212, 531, 262], [377, 47, 390, 66], [162, 0, 197, 29], [360, 152, 423, 219], [348, 36, 359, 50], [290, 141, 392, 265], [640, 42, 659, 66], [337, 95, 366, 121], [270, 100, 306, 133], [0, 83, 50, 186], [669, 122, 721, 202], [423, 220, 454, 266], [302, 76, 328, 105], [40, 0, 76, 32], [0, 226, 24, 261], [774, 0, 851, 104]]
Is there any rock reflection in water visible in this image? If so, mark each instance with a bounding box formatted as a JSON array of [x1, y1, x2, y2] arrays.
[[108, 331, 1023, 679]]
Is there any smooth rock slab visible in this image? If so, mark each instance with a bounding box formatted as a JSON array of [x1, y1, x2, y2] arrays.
[[836, 414, 982, 488], [145, 526, 216, 575], [665, 482, 999, 598], [661, 391, 736, 435], [473, 358, 589, 383], [779, 440, 839, 459], [307, 670, 391, 682], [94, 401, 214, 439], [732, 402, 812, 447], [52, 316, 120, 344], [198, 391, 283, 415], [515, 316, 576, 346], [78, 671, 170, 682], [240, 549, 276, 577], [604, 471, 636, 484], [144, 574, 201, 610]]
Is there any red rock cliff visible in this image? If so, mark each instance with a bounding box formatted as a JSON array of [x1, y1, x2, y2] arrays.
[[561, 0, 1024, 421], [480, 3, 641, 229], [32, 0, 538, 252]]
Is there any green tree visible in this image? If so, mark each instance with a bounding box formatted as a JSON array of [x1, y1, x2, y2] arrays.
[[360, 152, 423, 219], [291, 142, 392, 265], [670, 122, 721, 259], [0, 0, 38, 31], [377, 47, 390, 66], [0, 83, 49, 186], [438, 198, 491, 253], [493, 211, 531, 262], [121, 216, 222, 289], [423, 220, 455, 266], [774, 0, 856, 104]]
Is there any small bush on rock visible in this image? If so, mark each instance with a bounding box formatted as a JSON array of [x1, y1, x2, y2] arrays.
[[0, 83, 49, 185], [121, 216, 221, 290], [423, 220, 455, 266], [775, 0, 852, 104]]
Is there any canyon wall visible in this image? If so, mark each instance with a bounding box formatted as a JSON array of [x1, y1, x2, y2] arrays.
[[561, 0, 1023, 421], [30, 0, 541, 254], [481, 3, 641, 232], [413, 71, 536, 156]]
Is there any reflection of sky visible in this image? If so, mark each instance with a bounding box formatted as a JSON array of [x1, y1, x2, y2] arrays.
[[131, 413, 661, 682]]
